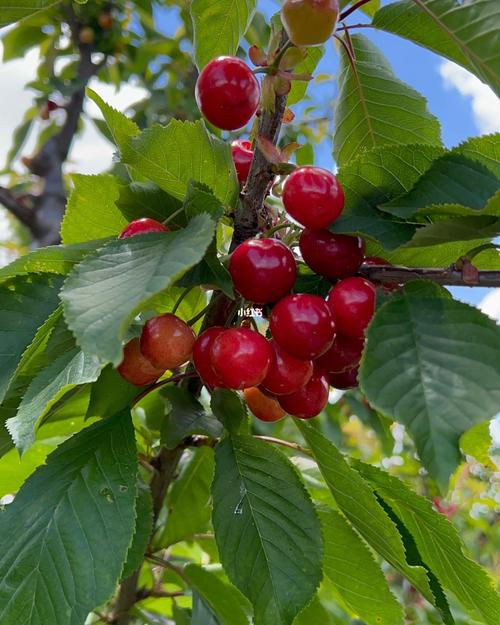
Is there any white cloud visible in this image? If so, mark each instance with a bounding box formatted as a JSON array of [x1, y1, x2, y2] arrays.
[[439, 61, 500, 135], [478, 289, 500, 323]]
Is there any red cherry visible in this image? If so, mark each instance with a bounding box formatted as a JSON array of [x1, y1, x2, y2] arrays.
[[270, 294, 336, 360], [261, 340, 313, 395], [326, 277, 376, 338], [119, 218, 169, 239], [244, 387, 286, 422], [363, 256, 399, 292], [316, 334, 364, 373], [278, 370, 330, 419], [210, 327, 272, 390], [117, 338, 165, 386], [192, 327, 226, 388], [299, 229, 365, 280], [283, 166, 344, 229], [195, 56, 261, 131], [229, 238, 297, 304], [328, 367, 359, 390], [231, 139, 254, 185], [140, 313, 195, 370]]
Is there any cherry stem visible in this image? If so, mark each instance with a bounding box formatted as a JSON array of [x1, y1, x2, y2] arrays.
[[146, 555, 189, 582], [172, 286, 194, 314], [336, 23, 374, 32], [187, 303, 212, 327], [163, 205, 185, 225], [339, 0, 374, 21], [263, 221, 291, 237]]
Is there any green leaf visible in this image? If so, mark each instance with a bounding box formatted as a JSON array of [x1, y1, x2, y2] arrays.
[[86, 88, 140, 153], [7, 326, 102, 454], [0, 409, 137, 625], [122, 484, 153, 580], [288, 47, 324, 106], [184, 564, 251, 625], [87, 365, 139, 420], [403, 216, 500, 248], [295, 420, 436, 605], [293, 595, 333, 625], [0, 274, 62, 404], [320, 508, 404, 625], [212, 435, 323, 625], [61, 174, 123, 244], [211, 389, 248, 434], [1, 13, 48, 61], [360, 295, 500, 488], [116, 182, 182, 226], [0, 240, 106, 283], [62, 215, 216, 366], [191, 0, 256, 70], [460, 421, 496, 470], [156, 447, 214, 547], [355, 461, 500, 625], [373, 0, 500, 96], [454, 133, 500, 178], [160, 387, 223, 448], [334, 34, 441, 166], [120, 120, 239, 207], [0, 0, 59, 27], [381, 154, 500, 218], [343, 390, 394, 455], [192, 593, 222, 625]]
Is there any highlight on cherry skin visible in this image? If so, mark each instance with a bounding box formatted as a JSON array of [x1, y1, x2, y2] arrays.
[[119, 218, 169, 239], [195, 56, 260, 131]]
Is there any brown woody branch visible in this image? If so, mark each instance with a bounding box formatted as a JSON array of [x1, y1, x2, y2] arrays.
[[359, 264, 500, 288]]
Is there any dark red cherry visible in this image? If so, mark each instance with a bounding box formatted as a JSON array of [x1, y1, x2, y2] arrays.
[[192, 327, 226, 388], [316, 334, 364, 373], [283, 166, 344, 229], [328, 367, 359, 390], [231, 139, 254, 185], [278, 370, 330, 419], [326, 277, 376, 338], [117, 338, 165, 386], [270, 294, 336, 360], [363, 256, 399, 292], [195, 56, 260, 131], [210, 327, 272, 390], [299, 229, 365, 280], [119, 218, 169, 239], [261, 340, 313, 395], [244, 387, 286, 422], [229, 238, 297, 305], [140, 313, 195, 370]]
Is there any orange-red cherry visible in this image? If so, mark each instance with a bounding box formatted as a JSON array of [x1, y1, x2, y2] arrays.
[[117, 338, 165, 386], [316, 334, 364, 374], [244, 387, 286, 422], [229, 238, 297, 305], [278, 370, 330, 419], [195, 56, 260, 131], [231, 139, 254, 185], [140, 313, 195, 370], [119, 218, 169, 239], [192, 327, 226, 388], [299, 229, 365, 280], [326, 277, 376, 338], [261, 340, 313, 395], [283, 166, 344, 229], [270, 294, 336, 360], [282, 0, 340, 47], [210, 327, 272, 390]]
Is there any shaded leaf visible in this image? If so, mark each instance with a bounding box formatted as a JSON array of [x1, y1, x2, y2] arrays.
[[212, 435, 323, 625], [122, 484, 153, 580], [0, 409, 137, 625], [211, 389, 248, 434], [0, 0, 59, 27]]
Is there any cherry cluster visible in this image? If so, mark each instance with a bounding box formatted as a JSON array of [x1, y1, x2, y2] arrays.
[[116, 38, 386, 423]]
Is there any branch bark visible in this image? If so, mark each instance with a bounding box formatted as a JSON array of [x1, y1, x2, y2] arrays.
[[359, 264, 500, 288]]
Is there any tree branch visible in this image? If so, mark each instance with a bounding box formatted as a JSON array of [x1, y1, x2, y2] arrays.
[[0, 187, 38, 234], [359, 264, 500, 287]]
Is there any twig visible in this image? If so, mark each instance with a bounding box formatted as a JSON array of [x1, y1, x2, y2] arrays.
[[339, 0, 374, 21], [0, 187, 37, 234], [146, 555, 189, 582], [358, 264, 500, 288], [131, 371, 197, 407], [336, 23, 374, 32]]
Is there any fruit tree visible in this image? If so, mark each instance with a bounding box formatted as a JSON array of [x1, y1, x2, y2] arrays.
[[0, 1, 499, 625]]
